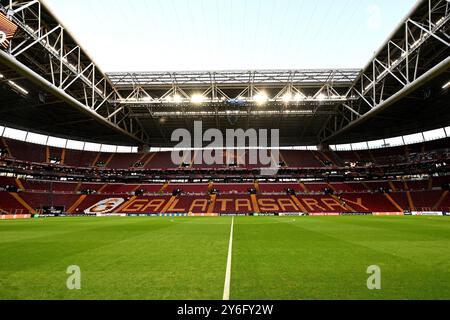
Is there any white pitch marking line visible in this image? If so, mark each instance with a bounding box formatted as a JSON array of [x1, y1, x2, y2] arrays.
[[223, 216, 234, 301]]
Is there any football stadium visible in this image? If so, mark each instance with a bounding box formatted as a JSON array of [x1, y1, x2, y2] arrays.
[[0, 0, 450, 305]]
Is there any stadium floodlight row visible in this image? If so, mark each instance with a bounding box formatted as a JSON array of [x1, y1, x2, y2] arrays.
[[108, 69, 360, 107]]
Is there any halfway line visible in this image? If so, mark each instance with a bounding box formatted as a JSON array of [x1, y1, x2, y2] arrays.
[[223, 216, 234, 300]]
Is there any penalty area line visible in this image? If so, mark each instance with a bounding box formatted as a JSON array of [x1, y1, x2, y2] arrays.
[[223, 216, 234, 300]]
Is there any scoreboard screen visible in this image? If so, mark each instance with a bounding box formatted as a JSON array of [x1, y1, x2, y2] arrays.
[[0, 12, 18, 49]]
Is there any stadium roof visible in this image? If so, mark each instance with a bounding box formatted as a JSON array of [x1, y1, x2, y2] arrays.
[[0, 0, 449, 147]]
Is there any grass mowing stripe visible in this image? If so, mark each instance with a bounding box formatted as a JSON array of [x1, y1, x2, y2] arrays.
[[0, 217, 231, 300], [223, 217, 234, 301], [232, 217, 450, 300], [0, 219, 173, 272], [276, 217, 420, 265], [2, 216, 450, 300], [287, 217, 450, 267]]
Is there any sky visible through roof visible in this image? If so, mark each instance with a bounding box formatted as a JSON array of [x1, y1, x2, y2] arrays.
[[43, 0, 418, 72]]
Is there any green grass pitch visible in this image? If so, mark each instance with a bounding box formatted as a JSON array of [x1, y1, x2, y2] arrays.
[[1, 216, 450, 300]]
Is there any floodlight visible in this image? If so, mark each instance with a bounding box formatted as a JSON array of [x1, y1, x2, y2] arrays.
[[282, 93, 292, 103], [436, 17, 445, 25], [294, 93, 304, 102], [253, 92, 268, 105], [443, 81, 450, 89], [317, 93, 326, 101], [191, 94, 205, 104], [8, 80, 28, 95], [173, 94, 182, 103]]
